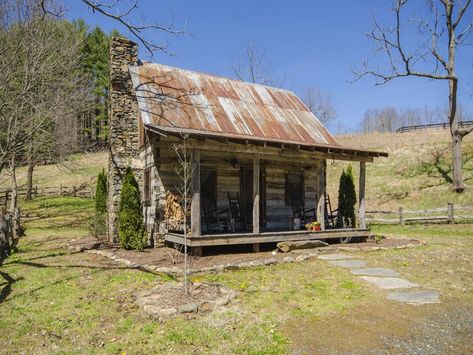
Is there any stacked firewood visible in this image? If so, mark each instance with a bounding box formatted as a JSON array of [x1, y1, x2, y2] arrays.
[[164, 191, 185, 231]]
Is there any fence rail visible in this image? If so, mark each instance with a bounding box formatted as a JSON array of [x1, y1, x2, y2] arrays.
[[396, 120, 473, 133], [0, 185, 94, 207], [366, 203, 473, 225]]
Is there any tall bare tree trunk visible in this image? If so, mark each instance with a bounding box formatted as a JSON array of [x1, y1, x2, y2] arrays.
[[25, 144, 35, 200], [10, 156, 18, 213], [447, 16, 463, 193], [25, 160, 34, 200]]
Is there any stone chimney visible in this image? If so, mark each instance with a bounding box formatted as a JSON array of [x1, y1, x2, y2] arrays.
[[108, 37, 142, 241]]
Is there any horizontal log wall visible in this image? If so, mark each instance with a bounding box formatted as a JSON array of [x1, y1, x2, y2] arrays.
[[145, 135, 324, 239]]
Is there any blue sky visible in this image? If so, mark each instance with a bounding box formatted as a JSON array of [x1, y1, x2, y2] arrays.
[[65, 0, 473, 132]]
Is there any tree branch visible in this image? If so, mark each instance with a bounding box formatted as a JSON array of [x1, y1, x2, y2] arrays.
[[458, 125, 473, 137], [453, 0, 472, 29]]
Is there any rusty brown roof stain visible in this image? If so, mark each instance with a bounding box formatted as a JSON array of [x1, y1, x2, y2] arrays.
[[129, 63, 387, 157]]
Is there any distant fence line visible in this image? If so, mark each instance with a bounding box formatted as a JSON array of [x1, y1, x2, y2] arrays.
[[366, 203, 473, 225], [0, 185, 94, 207], [396, 120, 473, 133]]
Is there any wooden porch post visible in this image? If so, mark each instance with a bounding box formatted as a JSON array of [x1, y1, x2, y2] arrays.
[[316, 160, 326, 230], [191, 149, 201, 237], [253, 155, 260, 234], [359, 161, 366, 229]]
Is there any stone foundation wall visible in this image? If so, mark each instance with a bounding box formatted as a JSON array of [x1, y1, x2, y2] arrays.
[[108, 37, 142, 241]]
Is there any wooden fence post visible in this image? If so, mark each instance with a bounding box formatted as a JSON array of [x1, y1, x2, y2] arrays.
[[448, 203, 454, 224], [399, 207, 405, 226], [59, 185, 63, 196], [34, 186, 38, 198]]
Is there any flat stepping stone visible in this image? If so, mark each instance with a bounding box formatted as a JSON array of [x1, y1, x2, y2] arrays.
[[329, 259, 367, 268], [359, 276, 419, 289], [350, 268, 400, 277], [387, 290, 441, 305], [318, 253, 354, 260]]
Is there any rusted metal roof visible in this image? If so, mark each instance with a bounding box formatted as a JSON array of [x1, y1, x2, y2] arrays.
[[129, 63, 387, 158]]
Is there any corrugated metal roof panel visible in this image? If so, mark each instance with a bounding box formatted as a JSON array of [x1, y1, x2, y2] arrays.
[[129, 62, 341, 148]]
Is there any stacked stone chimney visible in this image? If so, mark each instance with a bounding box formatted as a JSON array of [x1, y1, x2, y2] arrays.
[[108, 37, 142, 241]]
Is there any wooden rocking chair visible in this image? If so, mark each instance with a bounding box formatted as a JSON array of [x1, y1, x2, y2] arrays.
[[292, 202, 317, 229], [202, 200, 230, 233], [325, 194, 338, 228], [227, 192, 247, 231]]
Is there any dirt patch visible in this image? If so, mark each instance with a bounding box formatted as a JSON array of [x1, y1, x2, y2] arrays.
[[282, 300, 473, 354], [65, 236, 423, 273], [339, 236, 423, 251]]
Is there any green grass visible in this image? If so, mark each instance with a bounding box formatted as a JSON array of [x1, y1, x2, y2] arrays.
[[371, 223, 473, 239], [1, 127, 473, 353], [0, 196, 375, 354], [1, 197, 472, 353], [360, 223, 473, 301]]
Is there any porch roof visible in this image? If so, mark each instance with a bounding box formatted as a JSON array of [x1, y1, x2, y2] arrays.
[[130, 63, 387, 159]]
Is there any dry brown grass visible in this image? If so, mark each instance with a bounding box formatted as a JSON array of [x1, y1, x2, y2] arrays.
[[2, 129, 472, 212], [0, 151, 107, 189], [328, 129, 473, 211]]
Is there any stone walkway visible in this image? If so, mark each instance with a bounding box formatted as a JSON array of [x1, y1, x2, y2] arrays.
[[319, 253, 441, 305]]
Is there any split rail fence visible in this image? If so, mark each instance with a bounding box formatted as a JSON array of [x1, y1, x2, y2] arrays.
[[366, 203, 473, 225], [396, 120, 473, 133], [0, 185, 94, 208]]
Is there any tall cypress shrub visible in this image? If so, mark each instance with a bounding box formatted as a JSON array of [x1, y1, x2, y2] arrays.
[[337, 170, 347, 227], [345, 165, 357, 227], [90, 169, 107, 240], [337, 165, 357, 228], [95, 169, 107, 213], [118, 167, 146, 250]]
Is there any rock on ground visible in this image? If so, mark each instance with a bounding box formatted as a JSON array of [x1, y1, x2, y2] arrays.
[[277, 240, 329, 253]]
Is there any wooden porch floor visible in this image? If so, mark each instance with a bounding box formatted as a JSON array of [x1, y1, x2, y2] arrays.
[[165, 228, 371, 247]]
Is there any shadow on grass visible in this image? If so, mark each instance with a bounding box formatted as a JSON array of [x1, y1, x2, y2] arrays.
[[1, 259, 164, 304], [4, 251, 68, 265], [0, 271, 24, 303]]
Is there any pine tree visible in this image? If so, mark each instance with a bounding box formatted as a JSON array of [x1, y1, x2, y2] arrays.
[[118, 167, 146, 250], [80, 25, 122, 142]]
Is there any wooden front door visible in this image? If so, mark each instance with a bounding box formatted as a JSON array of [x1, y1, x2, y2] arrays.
[[240, 165, 266, 229]]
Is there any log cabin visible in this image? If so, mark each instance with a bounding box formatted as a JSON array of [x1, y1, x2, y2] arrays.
[[107, 37, 387, 255]]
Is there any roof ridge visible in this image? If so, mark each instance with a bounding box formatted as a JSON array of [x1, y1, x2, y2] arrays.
[[140, 61, 296, 96]]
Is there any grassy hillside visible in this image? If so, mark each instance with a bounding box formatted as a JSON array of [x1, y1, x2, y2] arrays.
[[328, 130, 473, 211], [2, 129, 472, 211], [0, 152, 107, 189]]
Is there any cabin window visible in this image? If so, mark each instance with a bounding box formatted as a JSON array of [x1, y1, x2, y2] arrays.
[[285, 172, 304, 206], [201, 170, 217, 206], [143, 167, 151, 206]]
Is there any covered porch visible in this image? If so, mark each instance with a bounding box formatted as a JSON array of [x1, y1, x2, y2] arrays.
[[166, 228, 371, 254], [158, 133, 384, 254]]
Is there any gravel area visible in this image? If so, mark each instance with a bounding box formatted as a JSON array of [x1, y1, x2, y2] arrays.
[[378, 304, 473, 354]]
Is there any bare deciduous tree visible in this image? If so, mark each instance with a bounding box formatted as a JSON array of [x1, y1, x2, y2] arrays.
[[302, 87, 337, 126], [232, 42, 285, 87], [0, 1, 92, 202], [171, 135, 194, 293], [353, 0, 473, 192], [39, 0, 187, 55]]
